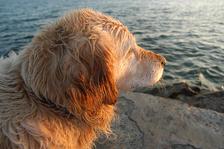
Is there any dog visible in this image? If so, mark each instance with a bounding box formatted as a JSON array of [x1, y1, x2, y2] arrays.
[[0, 9, 166, 149]]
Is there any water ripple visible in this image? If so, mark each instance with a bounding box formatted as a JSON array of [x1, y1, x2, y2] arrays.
[[0, 0, 224, 89]]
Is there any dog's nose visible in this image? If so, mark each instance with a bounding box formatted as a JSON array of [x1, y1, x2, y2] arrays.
[[157, 54, 166, 67]]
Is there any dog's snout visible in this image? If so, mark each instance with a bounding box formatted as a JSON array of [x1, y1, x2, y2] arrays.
[[153, 53, 166, 67], [138, 47, 166, 66], [159, 55, 166, 66]]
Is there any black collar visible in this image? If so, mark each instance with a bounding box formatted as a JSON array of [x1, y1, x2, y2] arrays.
[[27, 90, 76, 120]]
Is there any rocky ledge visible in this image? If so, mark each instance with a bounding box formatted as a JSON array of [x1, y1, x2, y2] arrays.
[[96, 83, 224, 149]]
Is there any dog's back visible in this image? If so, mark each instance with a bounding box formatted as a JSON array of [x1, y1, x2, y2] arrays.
[[0, 52, 18, 73], [0, 132, 14, 149], [0, 53, 31, 149], [0, 55, 15, 149]]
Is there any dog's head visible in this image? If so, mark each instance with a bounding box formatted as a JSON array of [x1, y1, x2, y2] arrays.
[[20, 9, 165, 114]]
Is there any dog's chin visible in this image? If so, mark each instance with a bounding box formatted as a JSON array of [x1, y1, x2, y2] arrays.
[[119, 69, 164, 92], [133, 68, 164, 90], [150, 68, 164, 85]]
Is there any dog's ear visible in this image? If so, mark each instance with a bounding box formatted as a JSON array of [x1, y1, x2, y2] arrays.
[[61, 31, 118, 112], [21, 26, 118, 113]]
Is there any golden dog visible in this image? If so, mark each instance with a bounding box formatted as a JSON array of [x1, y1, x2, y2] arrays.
[[0, 9, 166, 149]]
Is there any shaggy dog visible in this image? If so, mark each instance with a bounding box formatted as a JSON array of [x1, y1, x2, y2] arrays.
[[0, 9, 166, 149]]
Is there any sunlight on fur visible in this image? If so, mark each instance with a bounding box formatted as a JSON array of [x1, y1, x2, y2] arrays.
[[0, 9, 165, 149]]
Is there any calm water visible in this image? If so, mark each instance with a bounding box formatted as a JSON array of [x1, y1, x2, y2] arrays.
[[1, 0, 224, 90]]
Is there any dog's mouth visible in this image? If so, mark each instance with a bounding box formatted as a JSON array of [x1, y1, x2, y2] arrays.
[[154, 68, 164, 83], [146, 65, 164, 86]]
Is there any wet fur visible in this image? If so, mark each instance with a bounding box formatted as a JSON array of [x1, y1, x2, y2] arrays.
[[0, 9, 165, 149]]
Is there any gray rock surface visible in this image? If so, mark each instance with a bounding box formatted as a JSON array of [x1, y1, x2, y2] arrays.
[[134, 82, 201, 99], [191, 91, 224, 113], [96, 92, 224, 149], [135, 82, 224, 113]]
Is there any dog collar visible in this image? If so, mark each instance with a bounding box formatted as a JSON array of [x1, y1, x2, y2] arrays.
[[27, 90, 76, 120]]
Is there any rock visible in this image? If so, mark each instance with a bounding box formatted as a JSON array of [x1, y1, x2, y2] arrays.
[[96, 92, 224, 149], [134, 82, 224, 113], [190, 91, 224, 113], [134, 82, 201, 99]]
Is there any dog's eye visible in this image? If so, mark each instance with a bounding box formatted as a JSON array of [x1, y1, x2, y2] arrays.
[[124, 49, 135, 59], [129, 48, 141, 60], [126, 49, 133, 56]]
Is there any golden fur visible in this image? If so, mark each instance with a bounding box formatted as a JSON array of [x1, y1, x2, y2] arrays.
[[0, 9, 166, 149]]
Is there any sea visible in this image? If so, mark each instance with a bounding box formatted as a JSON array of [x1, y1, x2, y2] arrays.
[[0, 0, 224, 90]]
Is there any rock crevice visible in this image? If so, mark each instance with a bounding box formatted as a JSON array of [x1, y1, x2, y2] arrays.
[[96, 86, 224, 149]]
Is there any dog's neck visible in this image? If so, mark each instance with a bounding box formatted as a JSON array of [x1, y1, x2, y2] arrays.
[[10, 62, 79, 122], [27, 90, 76, 120]]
